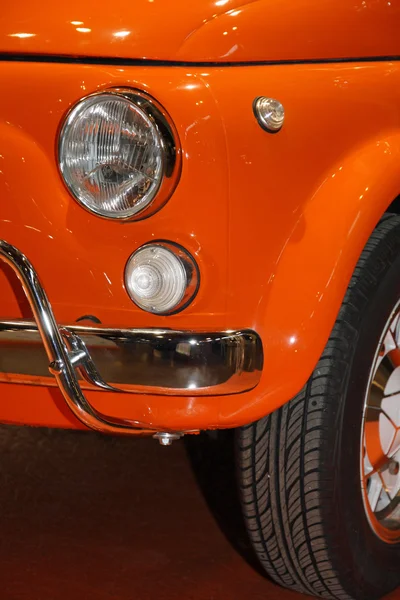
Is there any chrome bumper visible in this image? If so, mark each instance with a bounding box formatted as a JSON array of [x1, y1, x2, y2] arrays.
[[0, 241, 263, 434]]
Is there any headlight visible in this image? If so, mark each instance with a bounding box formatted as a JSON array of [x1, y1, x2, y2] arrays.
[[58, 89, 181, 220], [124, 242, 199, 315]]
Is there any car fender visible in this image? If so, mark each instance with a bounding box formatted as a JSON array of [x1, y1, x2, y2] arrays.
[[249, 133, 400, 419]]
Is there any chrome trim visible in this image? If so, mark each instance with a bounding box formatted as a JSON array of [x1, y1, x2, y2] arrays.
[[253, 96, 285, 133], [0, 319, 262, 395], [0, 241, 263, 434], [58, 88, 182, 221], [361, 299, 400, 543], [124, 241, 200, 315], [153, 432, 182, 446]]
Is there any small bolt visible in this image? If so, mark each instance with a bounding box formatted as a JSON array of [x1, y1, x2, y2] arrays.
[[48, 359, 64, 375], [389, 460, 399, 475], [159, 437, 173, 447], [153, 432, 182, 446]]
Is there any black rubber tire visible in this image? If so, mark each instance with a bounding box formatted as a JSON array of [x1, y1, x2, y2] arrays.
[[237, 214, 400, 600]]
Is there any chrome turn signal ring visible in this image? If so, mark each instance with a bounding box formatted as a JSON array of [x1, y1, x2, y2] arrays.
[[124, 241, 199, 315]]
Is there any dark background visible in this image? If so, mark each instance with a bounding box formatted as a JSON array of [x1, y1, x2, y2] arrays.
[[0, 426, 399, 600]]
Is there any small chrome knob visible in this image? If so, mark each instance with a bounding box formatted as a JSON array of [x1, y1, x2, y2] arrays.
[[49, 359, 64, 375], [153, 432, 182, 446], [253, 97, 285, 133]]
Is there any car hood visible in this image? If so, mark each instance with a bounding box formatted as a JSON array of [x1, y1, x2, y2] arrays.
[[1, 0, 398, 63]]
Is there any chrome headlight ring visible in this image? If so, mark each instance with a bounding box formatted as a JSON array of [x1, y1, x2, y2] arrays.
[[58, 88, 181, 221]]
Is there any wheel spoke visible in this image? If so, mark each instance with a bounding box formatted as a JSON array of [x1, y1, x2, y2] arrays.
[[388, 429, 400, 459], [381, 463, 400, 502], [384, 367, 400, 397], [377, 472, 392, 511], [365, 404, 398, 429], [373, 330, 397, 378], [381, 408, 399, 430], [379, 412, 396, 456], [365, 458, 390, 480], [364, 414, 387, 472], [364, 447, 374, 476], [368, 472, 384, 512]]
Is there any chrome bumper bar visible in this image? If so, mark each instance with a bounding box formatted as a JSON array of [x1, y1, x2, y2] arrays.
[[0, 241, 263, 434]]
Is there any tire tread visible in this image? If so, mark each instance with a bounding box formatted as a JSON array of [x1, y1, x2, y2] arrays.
[[237, 214, 400, 599]]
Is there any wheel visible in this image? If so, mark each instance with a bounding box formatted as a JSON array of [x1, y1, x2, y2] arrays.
[[237, 214, 400, 600]]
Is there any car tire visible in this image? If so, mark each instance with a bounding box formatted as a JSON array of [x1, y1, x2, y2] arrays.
[[237, 213, 400, 600]]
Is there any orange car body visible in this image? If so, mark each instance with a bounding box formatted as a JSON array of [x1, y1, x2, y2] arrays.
[[0, 0, 399, 432]]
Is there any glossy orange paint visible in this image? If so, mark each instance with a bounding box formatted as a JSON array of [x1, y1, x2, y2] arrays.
[[1, 0, 399, 63], [1, 59, 400, 431]]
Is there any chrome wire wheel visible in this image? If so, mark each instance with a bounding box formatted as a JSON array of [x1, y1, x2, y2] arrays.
[[362, 299, 400, 543]]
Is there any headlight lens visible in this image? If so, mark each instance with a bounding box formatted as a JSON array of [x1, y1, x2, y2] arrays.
[[125, 242, 199, 315], [58, 89, 180, 220]]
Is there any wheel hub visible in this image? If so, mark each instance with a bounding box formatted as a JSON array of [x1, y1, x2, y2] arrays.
[[361, 301, 400, 542]]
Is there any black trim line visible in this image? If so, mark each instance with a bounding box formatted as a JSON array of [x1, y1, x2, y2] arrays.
[[0, 53, 399, 67]]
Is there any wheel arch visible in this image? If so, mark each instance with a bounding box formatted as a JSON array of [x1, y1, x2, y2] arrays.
[[251, 133, 400, 421], [386, 194, 400, 215]]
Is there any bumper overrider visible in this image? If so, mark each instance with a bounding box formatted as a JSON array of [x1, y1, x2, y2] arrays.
[[0, 241, 263, 436]]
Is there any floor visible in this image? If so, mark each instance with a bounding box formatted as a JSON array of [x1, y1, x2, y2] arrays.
[[0, 426, 398, 600]]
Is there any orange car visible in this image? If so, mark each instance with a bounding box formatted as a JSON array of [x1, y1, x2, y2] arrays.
[[1, 0, 399, 598]]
